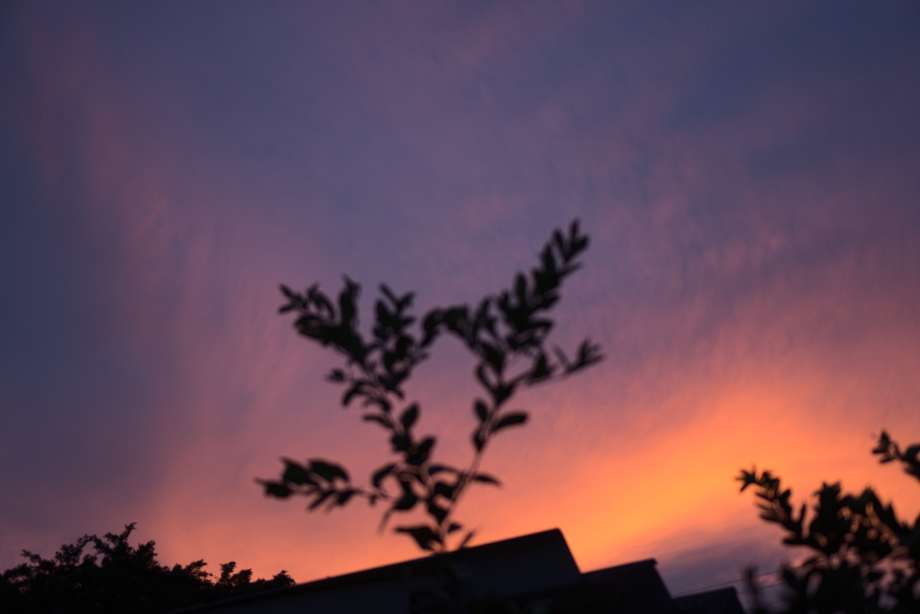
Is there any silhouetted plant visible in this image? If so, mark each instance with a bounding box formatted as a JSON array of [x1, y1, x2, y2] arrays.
[[739, 431, 920, 613], [0, 523, 294, 614], [259, 220, 602, 553]]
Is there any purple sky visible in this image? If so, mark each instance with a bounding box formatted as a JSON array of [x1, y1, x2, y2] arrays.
[[2, 1, 920, 605]]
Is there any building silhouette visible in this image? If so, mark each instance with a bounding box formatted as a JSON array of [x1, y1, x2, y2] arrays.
[[167, 529, 744, 614]]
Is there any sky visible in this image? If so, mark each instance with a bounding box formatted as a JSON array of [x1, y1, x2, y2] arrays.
[[2, 0, 920, 605]]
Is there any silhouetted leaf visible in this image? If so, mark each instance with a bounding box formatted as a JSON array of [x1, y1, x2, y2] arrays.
[[472, 473, 501, 486], [372, 463, 397, 489], [307, 284, 334, 317], [474, 400, 488, 422], [472, 428, 485, 452], [427, 500, 448, 524], [458, 530, 476, 549], [391, 433, 411, 452], [410, 437, 435, 466], [421, 309, 442, 346], [307, 490, 334, 511], [282, 459, 315, 486], [262, 481, 291, 498], [308, 460, 349, 483], [493, 383, 513, 406], [394, 492, 417, 511], [528, 352, 552, 381], [442, 307, 468, 333], [363, 413, 390, 428], [433, 481, 455, 500], [336, 490, 356, 507], [482, 343, 504, 372], [394, 526, 440, 551], [376, 300, 391, 326], [428, 464, 457, 476], [342, 382, 365, 406], [492, 412, 528, 433], [400, 403, 418, 430], [280, 284, 297, 300], [338, 277, 359, 327]]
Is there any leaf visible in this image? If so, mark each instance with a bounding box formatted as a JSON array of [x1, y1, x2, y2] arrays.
[[308, 460, 350, 483], [278, 285, 302, 313], [280, 284, 297, 300], [553, 229, 565, 255], [474, 400, 488, 422], [433, 481, 455, 500], [428, 464, 457, 476], [472, 473, 501, 486], [458, 530, 477, 549], [442, 307, 468, 333], [261, 481, 291, 499], [282, 459, 315, 486], [400, 404, 419, 430], [393, 336, 411, 362], [308, 490, 334, 511], [481, 343, 504, 372], [336, 490, 356, 507], [550, 345, 569, 369], [426, 500, 448, 524], [306, 284, 333, 315], [338, 277, 360, 327], [394, 492, 418, 511], [362, 414, 390, 428], [409, 437, 435, 466], [372, 463, 398, 489], [572, 338, 604, 369], [515, 273, 527, 304], [472, 429, 485, 452], [394, 525, 440, 551], [491, 412, 528, 433], [528, 353, 552, 382], [391, 433, 411, 452], [493, 383, 513, 406], [421, 309, 442, 345], [342, 382, 366, 407], [380, 284, 399, 307]]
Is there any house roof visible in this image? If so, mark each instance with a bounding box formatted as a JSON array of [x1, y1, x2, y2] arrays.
[[166, 529, 742, 614], [674, 587, 746, 614]]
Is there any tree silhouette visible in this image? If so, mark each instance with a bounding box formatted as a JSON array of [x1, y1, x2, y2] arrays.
[[740, 431, 920, 613], [0, 523, 294, 614], [259, 220, 602, 552]]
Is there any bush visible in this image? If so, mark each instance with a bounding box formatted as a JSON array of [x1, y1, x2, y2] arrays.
[[740, 431, 920, 613]]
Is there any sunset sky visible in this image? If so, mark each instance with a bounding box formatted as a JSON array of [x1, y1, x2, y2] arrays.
[[2, 1, 919, 604]]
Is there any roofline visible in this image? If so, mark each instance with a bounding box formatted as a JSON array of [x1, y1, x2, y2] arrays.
[[165, 529, 570, 613]]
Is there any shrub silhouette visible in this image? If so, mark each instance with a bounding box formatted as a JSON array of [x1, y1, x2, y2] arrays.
[[259, 220, 602, 552], [0, 523, 294, 614], [740, 431, 920, 613]]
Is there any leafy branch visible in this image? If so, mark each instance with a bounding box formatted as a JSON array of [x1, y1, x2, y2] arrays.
[[739, 430, 920, 613], [258, 220, 602, 553]]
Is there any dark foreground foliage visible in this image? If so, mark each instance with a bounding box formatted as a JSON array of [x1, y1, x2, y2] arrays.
[[0, 523, 294, 614], [259, 220, 602, 552], [740, 431, 920, 613]]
